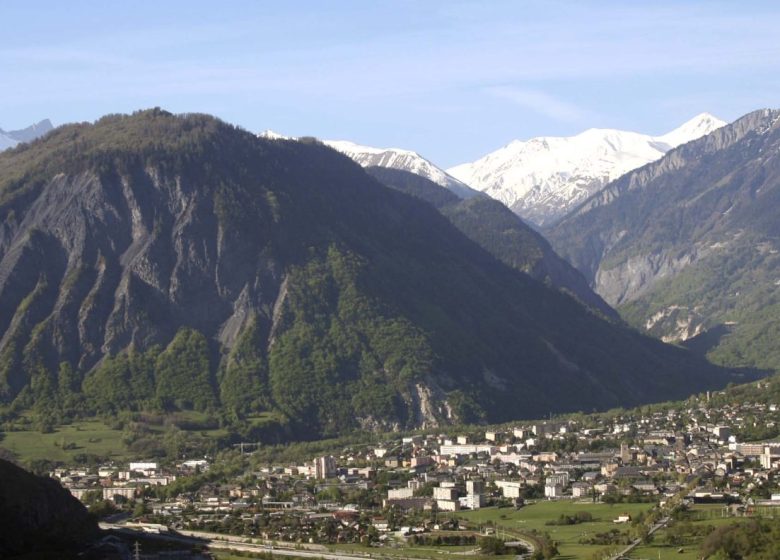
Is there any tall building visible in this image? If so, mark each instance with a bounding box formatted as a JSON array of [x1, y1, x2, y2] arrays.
[[315, 456, 337, 479], [466, 480, 484, 495]]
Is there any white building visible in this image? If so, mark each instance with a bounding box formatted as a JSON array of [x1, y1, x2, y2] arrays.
[[461, 493, 486, 509], [434, 487, 458, 501], [572, 482, 591, 498], [546, 472, 570, 487], [104, 486, 137, 500], [439, 444, 495, 456], [544, 483, 563, 498], [129, 462, 158, 475], [388, 487, 415, 499], [436, 499, 460, 511], [496, 480, 523, 498]]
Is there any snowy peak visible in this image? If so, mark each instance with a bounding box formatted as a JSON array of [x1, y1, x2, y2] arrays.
[[447, 113, 726, 227], [0, 118, 54, 151], [323, 139, 480, 199], [258, 129, 291, 140], [655, 113, 726, 148], [257, 128, 478, 198]]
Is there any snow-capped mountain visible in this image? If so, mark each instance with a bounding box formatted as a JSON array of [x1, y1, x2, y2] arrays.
[[447, 113, 726, 227], [324, 139, 479, 199], [258, 130, 479, 199], [258, 129, 290, 141], [0, 119, 54, 151]]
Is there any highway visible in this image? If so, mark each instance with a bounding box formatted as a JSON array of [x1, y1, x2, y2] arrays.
[[102, 522, 389, 560], [100, 522, 534, 560]]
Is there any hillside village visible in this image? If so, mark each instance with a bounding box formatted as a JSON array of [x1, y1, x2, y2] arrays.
[[49, 383, 780, 557]]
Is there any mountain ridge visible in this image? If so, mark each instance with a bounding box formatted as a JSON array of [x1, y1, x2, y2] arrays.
[[259, 130, 480, 199], [448, 113, 725, 227], [548, 108, 780, 372], [0, 119, 54, 151], [0, 109, 739, 438]]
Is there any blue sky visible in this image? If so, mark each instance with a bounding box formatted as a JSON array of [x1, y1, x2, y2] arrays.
[[2, 1, 779, 167]]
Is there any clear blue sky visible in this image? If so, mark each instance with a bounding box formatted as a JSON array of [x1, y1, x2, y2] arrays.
[[2, 0, 779, 167]]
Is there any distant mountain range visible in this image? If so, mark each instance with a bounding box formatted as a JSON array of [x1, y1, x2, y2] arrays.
[[0, 119, 53, 151], [548, 109, 780, 373], [259, 130, 480, 199], [0, 110, 735, 438], [447, 113, 725, 227]]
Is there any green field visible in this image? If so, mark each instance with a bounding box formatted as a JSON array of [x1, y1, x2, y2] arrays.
[[0, 411, 291, 464], [328, 542, 514, 560], [453, 501, 656, 559], [0, 419, 127, 462], [628, 543, 699, 559], [627, 504, 749, 560]]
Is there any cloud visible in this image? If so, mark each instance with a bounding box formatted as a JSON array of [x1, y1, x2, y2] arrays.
[[485, 86, 592, 123]]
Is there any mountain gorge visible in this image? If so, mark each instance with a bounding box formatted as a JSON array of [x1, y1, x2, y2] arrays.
[[0, 110, 738, 438], [548, 109, 780, 372], [448, 114, 725, 227]]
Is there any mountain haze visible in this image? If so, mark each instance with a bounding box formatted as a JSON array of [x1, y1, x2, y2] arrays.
[[0, 119, 54, 151], [0, 110, 737, 437], [448, 113, 725, 227]]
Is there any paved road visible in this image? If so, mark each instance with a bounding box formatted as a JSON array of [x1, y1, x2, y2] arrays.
[[102, 523, 386, 560], [102, 522, 537, 560], [609, 516, 670, 560]]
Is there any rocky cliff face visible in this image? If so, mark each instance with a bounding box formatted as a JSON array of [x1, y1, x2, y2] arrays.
[[0, 110, 739, 436], [549, 109, 780, 371], [0, 458, 98, 557], [550, 109, 780, 304]]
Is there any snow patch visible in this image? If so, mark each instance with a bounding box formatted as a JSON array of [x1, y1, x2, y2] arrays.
[[448, 113, 726, 226]]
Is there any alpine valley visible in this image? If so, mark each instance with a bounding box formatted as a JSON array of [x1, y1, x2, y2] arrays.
[[0, 110, 740, 440]]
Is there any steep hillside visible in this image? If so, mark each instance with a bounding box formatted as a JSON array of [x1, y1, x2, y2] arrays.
[[366, 166, 616, 318], [0, 458, 97, 557], [549, 109, 780, 372], [448, 114, 724, 227], [0, 109, 738, 437]]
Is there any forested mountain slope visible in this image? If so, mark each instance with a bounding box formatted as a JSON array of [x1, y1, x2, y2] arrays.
[[0, 109, 738, 437]]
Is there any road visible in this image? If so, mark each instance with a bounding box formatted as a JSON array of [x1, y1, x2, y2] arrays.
[[102, 522, 389, 560], [609, 516, 670, 560], [101, 522, 536, 560]]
